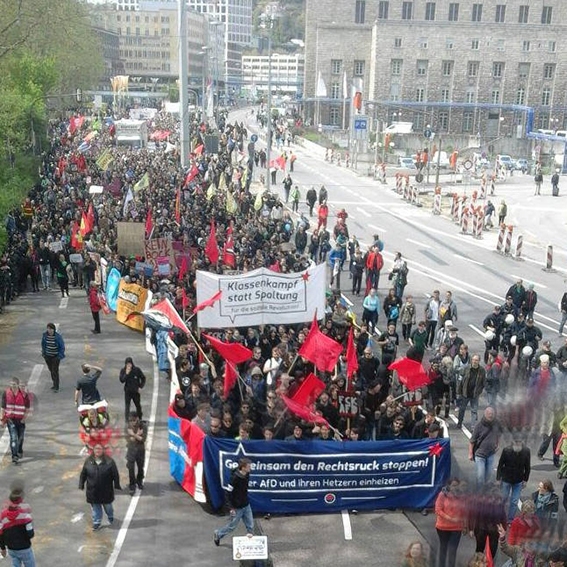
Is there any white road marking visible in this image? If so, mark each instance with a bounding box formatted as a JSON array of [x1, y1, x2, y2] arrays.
[[468, 324, 487, 338], [454, 254, 484, 266], [341, 510, 353, 540], [0, 364, 43, 461], [368, 224, 387, 233], [105, 362, 160, 567], [356, 207, 371, 218], [407, 239, 431, 249], [510, 274, 547, 289], [59, 297, 69, 309]]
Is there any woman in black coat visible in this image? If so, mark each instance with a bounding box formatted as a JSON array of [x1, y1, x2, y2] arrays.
[[79, 443, 121, 530]]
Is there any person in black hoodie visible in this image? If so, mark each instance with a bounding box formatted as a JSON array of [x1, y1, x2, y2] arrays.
[[0, 487, 35, 565], [496, 434, 531, 522], [213, 458, 254, 545], [119, 357, 146, 421]]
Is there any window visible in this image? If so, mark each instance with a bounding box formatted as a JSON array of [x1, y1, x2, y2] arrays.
[[330, 82, 340, 99], [425, 2, 435, 21], [391, 59, 402, 75], [463, 111, 473, 132], [465, 89, 475, 103], [390, 83, 400, 101], [442, 60, 453, 76], [495, 39, 505, 51], [354, 60, 365, 76], [538, 113, 550, 130], [493, 62, 504, 78], [416, 88, 425, 102], [355, 0, 366, 23], [378, 1, 389, 19], [446, 38, 454, 49], [471, 39, 479, 50], [518, 63, 530, 79], [518, 5, 529, 23], [522, 40, 530, 52], [402, 1, 413, 20], [394, 37, 402, 48], [448, 3, 459, 21], [419, 37, 428, 49], [542, 88, 551, 106], [438, 111, 449, 131], [491, 89, 500, 104], [468, 61, 479, 77], [495, 4, 506, 23], [544, 64, 555, 80], [331, 60, 342, 75], [417, 60, 428, 76], [329, 107, 340, 126], [516, 87, 525, 105], [471, 3, 482, 22], [541, 6, 552, 24], [549, 41, 556, 53], [413, 114, 425, 130], [441, 88, 450, 103]]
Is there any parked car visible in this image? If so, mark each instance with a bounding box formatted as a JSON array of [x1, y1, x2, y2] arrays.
[[398, 157, 417, 170], [431, 150, 450, 169], [514, 158, 530, 173], [496, 154, 514, 170]]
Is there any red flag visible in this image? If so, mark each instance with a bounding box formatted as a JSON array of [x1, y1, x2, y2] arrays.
[[178, 255, 188, 280], [79, 210, 93, 237], [205, 220, 219, 264], [281, 395, 329, 425], [290, 373, 326, 406], [485, 536, 494, 567], [202, 333, 252, 364], [70, 221, 82, 250], [194, 144, 204, 156], [222, 228, 236, 268], [145, 209, 154, 239], [175, 187, 181, 224], [388, 358, 431, 391], [298, 314, 343, 373], [223, 363, 239, 399], [181, 288, 190, 309], [346, 327, 359, 381], [193, 291, 222, 314], [87, 203, 95, 230], [183, 164, 200, 186]]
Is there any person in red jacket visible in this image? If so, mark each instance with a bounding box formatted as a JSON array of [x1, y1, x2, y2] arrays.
[[0, 378, 30, 465], [317, 200, 329, 231], [435, 478, 466, 567], [0, 486, 35, 565], [88, 283, 102, 334]]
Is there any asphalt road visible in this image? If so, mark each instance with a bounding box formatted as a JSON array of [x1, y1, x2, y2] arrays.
[[0, 111, 564, 566]]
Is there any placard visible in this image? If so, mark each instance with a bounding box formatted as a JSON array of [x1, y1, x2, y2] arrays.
[[232, 536, 268, 561], [117, 222, 145, 257], [89, 185, 104, 194]]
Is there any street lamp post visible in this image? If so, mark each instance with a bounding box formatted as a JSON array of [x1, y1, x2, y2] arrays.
[[178, 0, 190, 168], [260, 13, 274, 192]]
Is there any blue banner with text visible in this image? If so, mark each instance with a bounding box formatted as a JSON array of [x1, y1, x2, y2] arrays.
[[203, 438, 451, 513]]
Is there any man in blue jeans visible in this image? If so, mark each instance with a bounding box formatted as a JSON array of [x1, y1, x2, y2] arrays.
[[0, 378, 30, 465], [0, 487, 36, 566], [214, 458, 254, 546], [496, 434, 531, 522], [469, 406, 503, 488]]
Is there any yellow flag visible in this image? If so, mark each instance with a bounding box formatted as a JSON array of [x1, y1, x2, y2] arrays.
[[96, 148, 114, 171], [206, 182, 217, 201], [226, 191, 238, 214], [241, 168, 248, 187], [133, 172, 149, 192], [254, 189, 265, 211], [218, 172, 226, 191]]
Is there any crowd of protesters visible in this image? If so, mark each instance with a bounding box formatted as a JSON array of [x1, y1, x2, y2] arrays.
[[3, 101, 567, 565]]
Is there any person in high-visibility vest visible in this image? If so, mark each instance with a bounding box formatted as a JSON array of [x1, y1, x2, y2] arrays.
[[0, 377, 30, 465]]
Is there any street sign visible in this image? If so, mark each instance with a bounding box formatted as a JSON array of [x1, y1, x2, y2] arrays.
[[250, 134, 258, 143], [354, 117, 368, 130], [463, 159, 473, 171], [424, 128, 432, 139]]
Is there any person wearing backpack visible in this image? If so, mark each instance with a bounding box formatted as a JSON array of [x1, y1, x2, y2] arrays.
[[383, 288, 402, 328], [389, 252, 409, 299]]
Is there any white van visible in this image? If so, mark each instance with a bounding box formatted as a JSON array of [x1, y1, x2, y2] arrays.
[[383, 121, 414, 134]]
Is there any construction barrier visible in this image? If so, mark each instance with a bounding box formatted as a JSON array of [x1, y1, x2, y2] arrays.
[[514, 235, 524, 261], [480, 178, 487, 200], [543, 244, 555, 272], [403, 182, 410, 200], [496, 224, 506, 253], [450, 194, 459, 221], [461, 207, 470, 234], [395, 174, 402, 193], [472, 209, 484, 239], [433, 188, 442, 215], [503, 225, 513, 256]]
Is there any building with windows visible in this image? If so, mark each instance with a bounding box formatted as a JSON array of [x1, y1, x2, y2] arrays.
[[87, 0, 252, 97], [304, 0, 567, 138], [241, 53, 304, 98]]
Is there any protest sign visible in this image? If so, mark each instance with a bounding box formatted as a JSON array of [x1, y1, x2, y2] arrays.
[[144, 237, 174, 272], [196, 263, 326, 327], [233, 536, 268, 561], [203, 438, 450, 514], [115, 280, 148, 332], [117, 222, 145, 257]]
